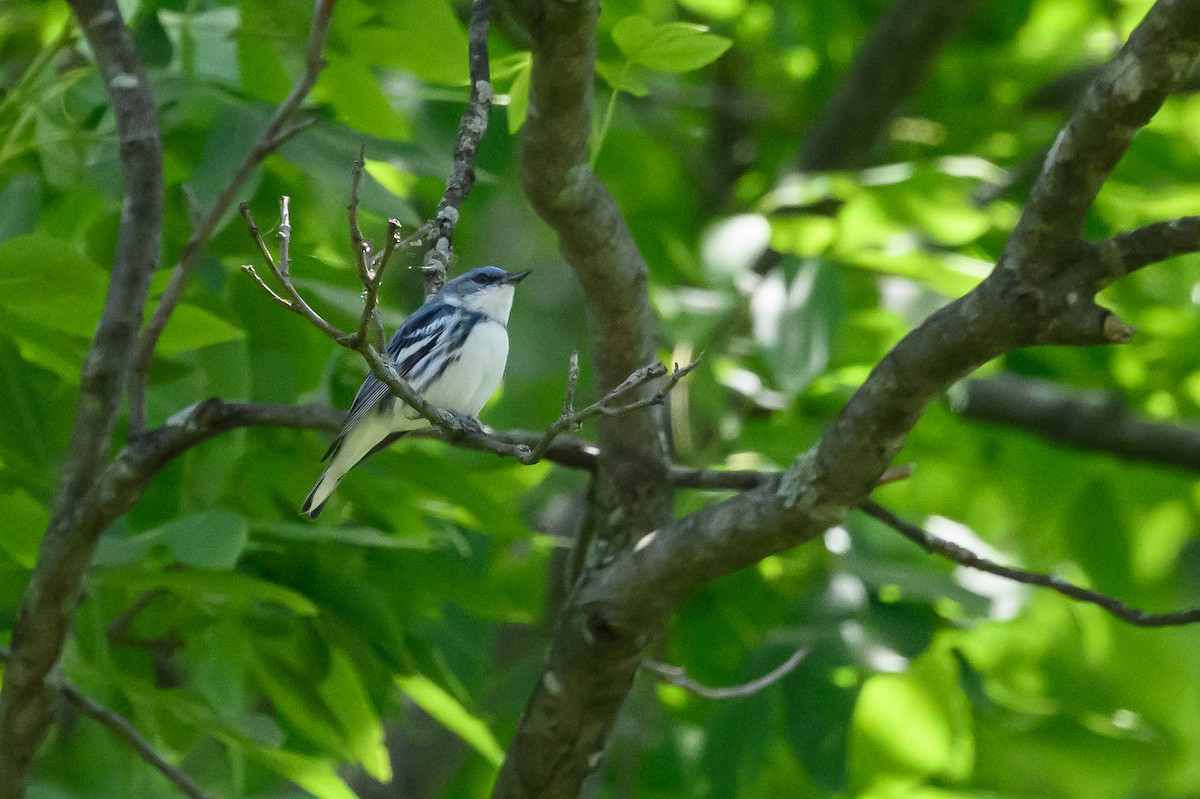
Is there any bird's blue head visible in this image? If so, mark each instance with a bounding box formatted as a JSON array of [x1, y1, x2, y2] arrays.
[[440, 266, 531, 323]]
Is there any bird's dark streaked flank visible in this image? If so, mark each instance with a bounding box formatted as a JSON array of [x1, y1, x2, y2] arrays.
[[301, 266, 531, 518]]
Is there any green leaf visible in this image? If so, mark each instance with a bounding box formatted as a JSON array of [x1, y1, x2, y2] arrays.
[[0, 488, 48, 568], [254, 521, 434, 550], [612, 16, 731, 73], [319, 648, 391, 781], [506, 55, 532, 134], [0, 232, 106, 337], [0, 175, 40, 240], [157, 509, 249, 569], [100, 568, 319, 615], [595, 61, 650, 97], [351, 0, 470, 85], [155, 303, 245, 357], [396, 672, 504, 766], [241, 746, 361, 799], [753, 258, 843, 395], [314, 53, 410, 139]]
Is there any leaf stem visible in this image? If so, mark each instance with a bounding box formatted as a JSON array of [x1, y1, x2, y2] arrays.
[[590, 64, 628, 167]]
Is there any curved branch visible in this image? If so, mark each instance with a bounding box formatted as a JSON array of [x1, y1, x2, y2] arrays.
[[0, 2, 164, 794], [643, 647, 809, 700], [1093, 215, 1200, 284], [516, 0, 674, 547], [1003, 1, 1200, 283]]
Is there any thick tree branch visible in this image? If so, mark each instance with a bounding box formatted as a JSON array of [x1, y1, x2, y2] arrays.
[[492, 5, 1200, 797], [953, 374, 1200, 471], [859, 501, 1200, 627], [127, 0, 337, 433], [494, 1, 681, 793], [799, 0, 979, 171], [1003, 3, 1200, 285], [0, 3, 164, 795], [514, 0, 674, 551], [0, 648, 212, 799], [422, 0, 496, 298], [1091, 215, 1200, 283]]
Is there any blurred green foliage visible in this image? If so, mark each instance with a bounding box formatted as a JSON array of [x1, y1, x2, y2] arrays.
[[1, 0, 1199, 797]]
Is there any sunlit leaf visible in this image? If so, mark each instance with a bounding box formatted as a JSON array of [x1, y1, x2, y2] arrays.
[[396, 672, 504, 766]]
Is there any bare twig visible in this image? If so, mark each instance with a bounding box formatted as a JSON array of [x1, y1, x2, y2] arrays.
[[514, 357, 701, 465], [128, 0, 339, 432], [105, 590, 165, 645], [859, 500, 1200, 627], [422, 0, 496, 297], [347, 152, 393, 351], [0, 647, 213, 799], [642, 647, 808, 700], [239, 202, 348, 343]]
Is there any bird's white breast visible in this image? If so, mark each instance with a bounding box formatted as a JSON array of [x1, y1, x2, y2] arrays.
[[405, 318, 509, 420]]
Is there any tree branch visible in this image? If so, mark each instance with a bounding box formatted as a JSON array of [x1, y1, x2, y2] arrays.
[[1003, 2, 1200, 285], [799, 0, 980, 171], [859, 501, 1200, 627], [0, 2, 164, 794], [126, 0, 338, 433], [421, 0, 496, 298], [952, 374, 1200, 471], [0, 648, 212, 799], [1091, 215, 1200, 284]]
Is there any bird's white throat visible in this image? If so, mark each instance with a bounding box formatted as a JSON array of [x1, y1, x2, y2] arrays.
[[451, 284, 517, 324]]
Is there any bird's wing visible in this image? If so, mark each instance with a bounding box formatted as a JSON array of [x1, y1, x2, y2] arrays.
[[322, 302, 456, 462]]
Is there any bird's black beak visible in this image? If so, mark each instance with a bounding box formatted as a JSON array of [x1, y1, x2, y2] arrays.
[[505, 270, 532, 284]]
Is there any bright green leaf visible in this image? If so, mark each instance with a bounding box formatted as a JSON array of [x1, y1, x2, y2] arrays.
[[0, 488, 48, 568], [506, 55, 532, 134], [155, 304, 245, 358], [613, 16, 731, 73], [396, 673, 504, 766]]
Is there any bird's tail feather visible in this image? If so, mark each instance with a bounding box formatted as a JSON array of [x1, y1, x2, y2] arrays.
[[300, 429, 410, 519], [300, 466, 341, 519]]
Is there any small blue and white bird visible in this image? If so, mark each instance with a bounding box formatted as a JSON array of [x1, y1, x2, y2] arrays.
[[301, 266, 531, 518]]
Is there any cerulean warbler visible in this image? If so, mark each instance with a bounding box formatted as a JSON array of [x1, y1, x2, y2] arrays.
[[302, 266, 531, 518]]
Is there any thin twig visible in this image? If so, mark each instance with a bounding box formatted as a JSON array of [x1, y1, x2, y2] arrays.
[[238, 202, 349, 343], [0, 647, 213, 799], [514, 358, 702, 465], [128, 0, 339, 433], [347, 154, 392, 351], [860, 500, 1200, 627], [106, 590, 165, 644], [642, 647, 809, 700], [421, 0, 496, 297]]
